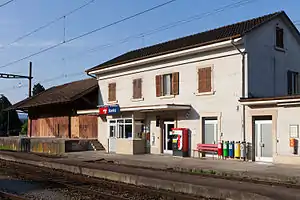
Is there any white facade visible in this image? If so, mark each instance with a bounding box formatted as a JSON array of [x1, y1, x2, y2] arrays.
[[89, 13, 300, 163]]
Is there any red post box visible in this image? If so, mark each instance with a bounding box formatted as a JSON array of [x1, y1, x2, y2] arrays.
[[171, 128, 189, 157]]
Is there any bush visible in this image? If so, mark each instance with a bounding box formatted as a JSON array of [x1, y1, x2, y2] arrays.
[[20, 120, 28, 136]]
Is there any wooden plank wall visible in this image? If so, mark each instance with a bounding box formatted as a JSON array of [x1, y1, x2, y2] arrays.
[[28, 115, 97, 138], [78, 115, 98, 138], [29, 117, 69, 138]]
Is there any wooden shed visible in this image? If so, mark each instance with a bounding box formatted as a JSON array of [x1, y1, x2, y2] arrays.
[[10, 78, 99, 139]]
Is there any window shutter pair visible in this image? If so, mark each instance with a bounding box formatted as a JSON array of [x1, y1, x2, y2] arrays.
[[155, 72, 179, 97], [133, 78, 142, 99], [108, 83, 116, 102], [198, 67, 212, 93]]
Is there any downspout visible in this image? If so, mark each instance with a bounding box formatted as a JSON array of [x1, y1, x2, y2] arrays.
[[87, 73, 97, 79], [231, 39, 247, 161]]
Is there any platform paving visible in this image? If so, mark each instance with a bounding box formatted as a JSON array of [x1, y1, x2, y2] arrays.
[[0, 151, 300, 199], [61, 151, 300, 184]]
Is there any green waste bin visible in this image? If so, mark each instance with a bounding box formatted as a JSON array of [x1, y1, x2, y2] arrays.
[[223, 141, 229, 158]]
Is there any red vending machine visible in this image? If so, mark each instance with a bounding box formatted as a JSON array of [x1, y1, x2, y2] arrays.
[[171, 128, 189, 157]]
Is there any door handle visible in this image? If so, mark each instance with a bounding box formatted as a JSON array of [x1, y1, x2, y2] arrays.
[[261, 143, 265, 147]]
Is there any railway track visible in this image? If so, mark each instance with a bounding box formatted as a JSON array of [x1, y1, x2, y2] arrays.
[[0, 160, 206, 200], [0, 191, 28, 200]]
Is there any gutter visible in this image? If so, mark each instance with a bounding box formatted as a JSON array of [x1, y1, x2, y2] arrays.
[[230, 39, 247, 161]]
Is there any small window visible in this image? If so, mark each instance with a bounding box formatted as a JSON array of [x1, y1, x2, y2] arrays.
[[198, 67, 212, 93], [276, 27, 284, 49], [155, 72, 179, 97], [108, 83, 116, 102], [132, 78, 142, 99], [287, 70, 300, 95]]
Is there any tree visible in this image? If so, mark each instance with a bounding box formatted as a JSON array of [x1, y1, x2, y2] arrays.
[[32, 83, 45, 96], [0, 95, 22, 136], [20, 119, 28, 136]]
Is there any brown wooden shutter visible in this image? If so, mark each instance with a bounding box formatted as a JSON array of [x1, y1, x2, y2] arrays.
[[198, 67, 211, 93], [108, 83, 116, 101], [205, 67, 211, 92], [137, 78, 142, 98], [133, 78, 142, 99], [132, 79, 137, 99], [172, 72, 179, 95], [155, 75, 162, 97]]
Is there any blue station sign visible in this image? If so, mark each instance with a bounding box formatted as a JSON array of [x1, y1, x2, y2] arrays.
[[99, 104, 120, 115]]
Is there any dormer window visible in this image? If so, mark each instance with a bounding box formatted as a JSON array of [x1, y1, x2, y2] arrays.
[[276, 27, 284, 49]]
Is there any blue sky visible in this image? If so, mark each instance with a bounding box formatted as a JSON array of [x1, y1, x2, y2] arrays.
[[0, 0, 299, 103]]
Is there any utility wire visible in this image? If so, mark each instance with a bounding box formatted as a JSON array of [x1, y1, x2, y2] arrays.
[[0, 0, 256, 93], [0, 0, 15, 8], [60, 0, 256, 62], [0, 0, 176, 69], [0, 0, 96, 50]]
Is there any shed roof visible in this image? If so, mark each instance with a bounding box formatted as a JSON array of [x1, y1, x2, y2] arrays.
[[9, 78, 98, 110], [87, 11, 286, 73]]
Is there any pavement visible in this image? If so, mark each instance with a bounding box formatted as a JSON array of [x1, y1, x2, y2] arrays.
[[0, 151, 300, 200], [62, 151, 300, 184]]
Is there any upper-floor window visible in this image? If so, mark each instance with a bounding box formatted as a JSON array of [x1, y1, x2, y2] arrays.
[[132, 78, 142, 99], [287, 70, 300, 95], [276, 27, 284, 49], [108, 82, 116, 102], [198, 67, 212, 93], [155, 72, 179, 97]]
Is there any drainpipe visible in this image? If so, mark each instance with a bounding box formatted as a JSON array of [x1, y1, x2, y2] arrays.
[[87, 73, 97, 79], [231, 39, 247, 161]]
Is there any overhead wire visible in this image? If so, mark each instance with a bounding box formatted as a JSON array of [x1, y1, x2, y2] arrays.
[[0, 0, 176, 69], [0, 0, 15, 8], [0, 0, 96, 50], [0, 0, 258, 93]]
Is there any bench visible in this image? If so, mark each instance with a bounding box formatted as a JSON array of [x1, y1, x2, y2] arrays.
[[193, 143, 218, 159]]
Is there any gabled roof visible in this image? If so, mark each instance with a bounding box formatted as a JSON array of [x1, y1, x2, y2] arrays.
[[9, 78, 98, 110], [87, 11, 286, 73]]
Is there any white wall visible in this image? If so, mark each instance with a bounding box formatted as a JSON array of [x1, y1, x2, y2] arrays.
[[246, 16, 300, 97], [97, 46, 245, 152]]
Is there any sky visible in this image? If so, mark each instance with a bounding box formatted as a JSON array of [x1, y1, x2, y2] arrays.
[[0, 0, 299, 104]]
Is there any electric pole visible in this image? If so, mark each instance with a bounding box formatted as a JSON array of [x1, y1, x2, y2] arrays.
[[0, 61, 33, 136]]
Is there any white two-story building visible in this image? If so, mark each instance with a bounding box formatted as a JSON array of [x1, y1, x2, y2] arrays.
[[84, 11, 300, 164]]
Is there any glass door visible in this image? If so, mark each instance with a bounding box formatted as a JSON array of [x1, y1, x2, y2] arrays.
[[108, 120, 117, 153], [163, 121, 174, 154], [255, 120, 273, 162]]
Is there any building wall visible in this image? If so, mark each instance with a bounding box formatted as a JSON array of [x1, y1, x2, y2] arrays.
[[97, 47, 244, 154], [246, 16, 300, 97], [245, 105, 300, 164]]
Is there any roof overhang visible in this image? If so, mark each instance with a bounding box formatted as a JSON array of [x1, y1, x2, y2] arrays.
[[77, 104, 191, 115], [240, 97, 300, 107], [88, 37, 243, 75]]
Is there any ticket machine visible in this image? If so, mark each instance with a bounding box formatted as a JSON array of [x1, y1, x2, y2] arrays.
[[171, 128, 189, 157]]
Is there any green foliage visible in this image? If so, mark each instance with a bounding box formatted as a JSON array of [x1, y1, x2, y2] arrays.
[[20, 120, 28, 135], [0, 95, 22, 136], [32, 83, 45, 96]]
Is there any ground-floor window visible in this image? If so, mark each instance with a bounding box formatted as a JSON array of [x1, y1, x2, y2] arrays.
[[108, 118, 145, 139], [203, 117, 218, 144], [109, 118, 133, 139]]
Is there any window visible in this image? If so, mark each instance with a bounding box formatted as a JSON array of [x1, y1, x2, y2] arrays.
[[108, 82, 116, 102], [287, 70, 300, 95], [132, 78, 142, 99], [109, 118, 133, 139], [155, 72, 179, 97], [276, 27, 284, 49], [198, 67, 212, 93]]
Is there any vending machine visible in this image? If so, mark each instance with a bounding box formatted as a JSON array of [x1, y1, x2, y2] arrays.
[[171, 128, 189, 157]]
